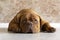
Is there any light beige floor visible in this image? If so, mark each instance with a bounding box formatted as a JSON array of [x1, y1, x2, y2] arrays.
[[0, 28, 59, 40]]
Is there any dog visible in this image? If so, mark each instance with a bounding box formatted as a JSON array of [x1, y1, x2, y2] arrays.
[[8, 9, 56, 33]]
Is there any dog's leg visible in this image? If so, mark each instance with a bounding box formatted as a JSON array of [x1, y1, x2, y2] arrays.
[[40, 23, 56, 33]]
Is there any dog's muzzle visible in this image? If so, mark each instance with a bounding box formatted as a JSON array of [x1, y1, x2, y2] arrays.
[[26, 22, 33, 33], [26, 22, 38, 33]]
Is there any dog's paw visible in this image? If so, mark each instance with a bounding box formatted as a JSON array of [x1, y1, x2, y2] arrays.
[[45, 27, 56, 33]]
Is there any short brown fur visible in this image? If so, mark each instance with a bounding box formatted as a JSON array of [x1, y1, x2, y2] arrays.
[[8, 9, 56, 33]]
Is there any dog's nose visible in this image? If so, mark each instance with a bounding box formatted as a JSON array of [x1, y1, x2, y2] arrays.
[[25, 22, 33, 33], [27, 22, 33, 27]]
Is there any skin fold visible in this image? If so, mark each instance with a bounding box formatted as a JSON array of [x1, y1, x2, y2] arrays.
[[8, 9, 56, 33]]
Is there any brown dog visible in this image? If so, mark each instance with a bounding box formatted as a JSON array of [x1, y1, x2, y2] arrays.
[[8, 9, 56, 33]]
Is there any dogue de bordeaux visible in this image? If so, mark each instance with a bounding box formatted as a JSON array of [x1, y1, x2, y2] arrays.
[[8, 9, 56, 33]]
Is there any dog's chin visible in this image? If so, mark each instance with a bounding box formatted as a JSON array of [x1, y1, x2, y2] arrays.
[[21, 23, 40, 33]]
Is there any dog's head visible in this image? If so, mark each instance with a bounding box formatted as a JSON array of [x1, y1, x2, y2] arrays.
[[19, 9, 40, 33]]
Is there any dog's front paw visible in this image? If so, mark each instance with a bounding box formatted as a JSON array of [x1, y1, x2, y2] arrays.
[[45, 27, 56, 33]]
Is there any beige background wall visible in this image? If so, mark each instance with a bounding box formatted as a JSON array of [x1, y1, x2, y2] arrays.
[[0, 0, 60, 23]]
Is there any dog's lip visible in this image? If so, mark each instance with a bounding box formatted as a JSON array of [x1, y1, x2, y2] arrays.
[[25, 25, 34, 32]]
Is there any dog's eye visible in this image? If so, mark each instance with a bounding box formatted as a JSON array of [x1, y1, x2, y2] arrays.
[[35, 19, 37, 21], [23, 19, 27, 23], [23, 20, 26, 22], [22, 20, 26, 24], [34, 19, 38, 23]]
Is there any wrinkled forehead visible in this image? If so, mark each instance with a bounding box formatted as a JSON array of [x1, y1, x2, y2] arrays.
[[22, 13, 39, 20]]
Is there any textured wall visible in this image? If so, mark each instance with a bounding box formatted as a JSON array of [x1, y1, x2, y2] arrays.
[[0, 0, 60, 23]]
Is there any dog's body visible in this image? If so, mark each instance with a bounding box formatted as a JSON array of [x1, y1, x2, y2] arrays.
[[8, 9, 56, 33]]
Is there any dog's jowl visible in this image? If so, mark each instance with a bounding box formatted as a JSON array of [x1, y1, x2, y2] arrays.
[[8, 9, 56, 33]]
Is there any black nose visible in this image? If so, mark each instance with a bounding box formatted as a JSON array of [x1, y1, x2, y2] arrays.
[[27, 22, 32, 27], [26, 22, 33, 33]]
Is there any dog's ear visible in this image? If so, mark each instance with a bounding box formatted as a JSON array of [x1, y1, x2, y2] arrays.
[[38, 15, 49, 31], [15, 13, 21, 24], [14, 11, 23, 24], [38, 15, 46, 27], [8, 11, 23, 33], [39, 16, 56, 32]]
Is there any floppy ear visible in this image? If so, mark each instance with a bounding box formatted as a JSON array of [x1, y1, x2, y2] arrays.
[[8, 12, 22, 33], [39, 16, 47, 31], [39, 16, 56, 33]]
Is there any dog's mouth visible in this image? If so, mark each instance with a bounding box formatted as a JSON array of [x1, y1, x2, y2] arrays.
[[23, 23, 33, 33], [26, 28, 33, 33], [20, 23, 36, 33], [23, 24, 39, 33], [20, 20, 40, 33]]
